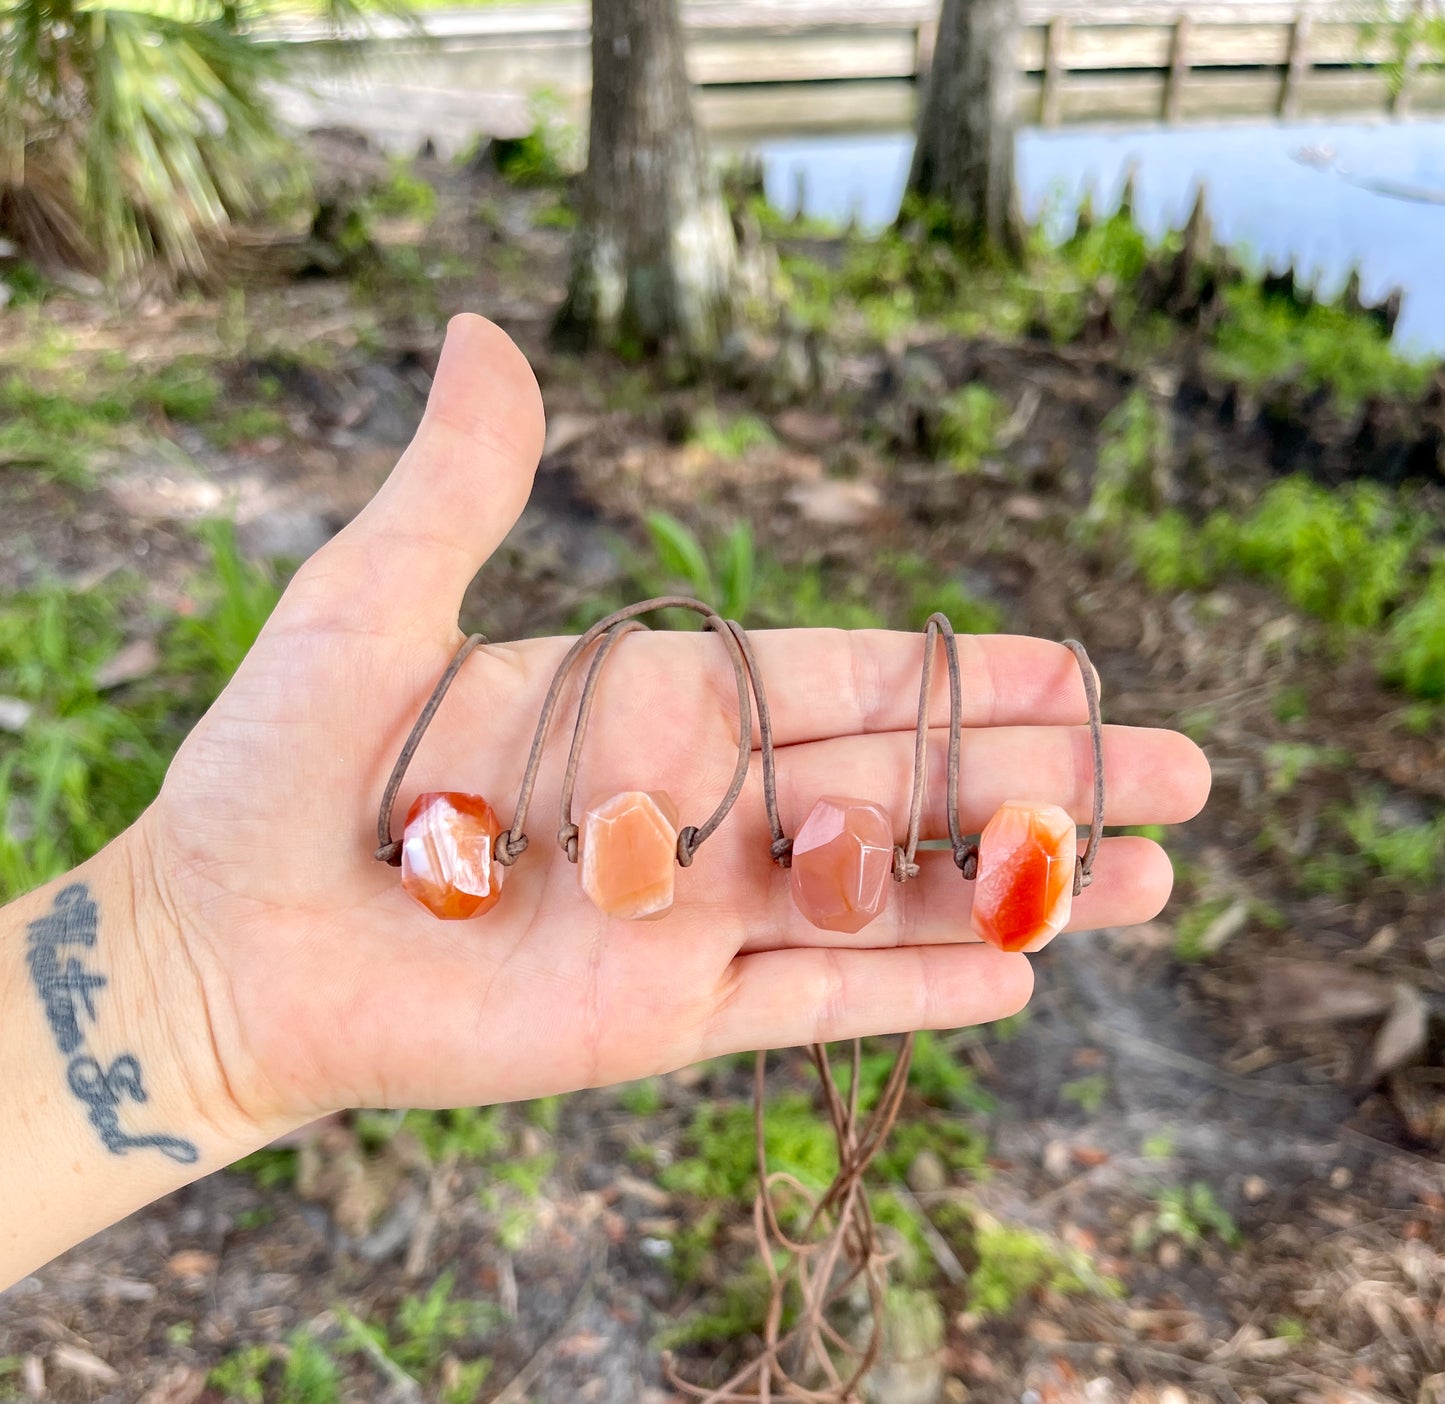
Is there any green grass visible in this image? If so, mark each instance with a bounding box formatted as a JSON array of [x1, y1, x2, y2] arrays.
[[1383, 563, 1445, 700], [1264, 741, 1351, 796], [1085, 390, 1171, 530], [356, 1106, 508, 1163], [338, 1274, 495, 1399], [1122, 478, 1443, 704], [367, 157, 438, 223], [660, 1093, 839, 1204], [0, 345, 308, 481], [488, 92, 581, 186], [208, 1332, 340, 1404], [967, 1217, 1121, 1317], [0, 521, 281, 900], [1209, 284, 1430, 412], [655, 1262, 777, 1350], [1060, 1073, 1109, 1114], [1337, 794, 1445, 887], [936, 383, 1005, 472], [687, 409, 778, 460], [1173, 896, 1235, 963], [1133, 1182, 1241, 1254]]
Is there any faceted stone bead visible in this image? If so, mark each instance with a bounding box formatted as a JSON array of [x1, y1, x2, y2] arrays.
[[969, 801, 1077, 953], [580, 790, 680, 921], [789, 796, 894, 934], [401, 791, 506, 920]]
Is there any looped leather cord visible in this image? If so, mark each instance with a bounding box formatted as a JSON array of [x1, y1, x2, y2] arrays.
[[374, 632, 489, 865], [1064, 638, 1106, 896], [555, 619, 650, 864], [896, 611, 965, 883], [478, 595, 747, 867], [670, 618, 952, 1404], [723, 620, 790, 868], [542, 599, 754, 870]]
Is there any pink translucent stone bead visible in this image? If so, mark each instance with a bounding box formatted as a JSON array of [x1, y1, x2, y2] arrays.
[[579, 790, 680, 921], [789, 796, 894, 933], [969, 801, 1076, 952], [400, 792, 506, 920]]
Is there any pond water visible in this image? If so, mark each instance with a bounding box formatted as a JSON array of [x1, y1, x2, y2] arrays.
[[750, 120, 1445, 356]]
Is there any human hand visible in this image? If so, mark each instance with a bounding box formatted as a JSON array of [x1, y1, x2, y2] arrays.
[[135, 315, 1210, 1138]]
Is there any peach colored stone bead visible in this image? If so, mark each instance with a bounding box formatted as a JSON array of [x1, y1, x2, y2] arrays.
[[401, 791, 506, 920], [789, 795, 894, 934], [580, 790, 680, 921], [969, 801, 1077, 953]]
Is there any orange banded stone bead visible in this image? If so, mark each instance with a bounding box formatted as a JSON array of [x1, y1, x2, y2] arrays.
[[969, 801, 1076, 953], [401, 791, 506, 920], [580, 790, 680, 921], [789, 795, 893, 934]]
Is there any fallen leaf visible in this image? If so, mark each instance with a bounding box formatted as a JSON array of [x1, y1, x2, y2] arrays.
[[1364, 983, 1428, 1082], [93, 637, 159, 690], [773, 408, 843, 450], [139, 1366, 207, 1404], [1257, 960, 1395, 1024], [50, 1344, 119, 1385], [784, 479, 881, 527], [166, 1250, 218, 1279]]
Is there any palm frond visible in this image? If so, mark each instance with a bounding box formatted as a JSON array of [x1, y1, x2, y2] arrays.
[[0, 0, 380, 283]]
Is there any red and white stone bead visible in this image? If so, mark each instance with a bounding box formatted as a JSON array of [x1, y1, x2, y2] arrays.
[[969, 801, 1077, 952], [400, 791, 506, 920]]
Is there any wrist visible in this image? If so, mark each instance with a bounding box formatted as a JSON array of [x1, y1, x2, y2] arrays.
[[0, 831, 286, 1285], [118, 815, 304, 1152]]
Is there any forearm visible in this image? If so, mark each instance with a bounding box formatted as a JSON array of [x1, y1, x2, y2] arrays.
[[0, 828, 270, 1288]]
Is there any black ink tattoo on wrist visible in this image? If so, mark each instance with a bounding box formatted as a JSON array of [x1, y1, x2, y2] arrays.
[[26, 884, 199, 1165]]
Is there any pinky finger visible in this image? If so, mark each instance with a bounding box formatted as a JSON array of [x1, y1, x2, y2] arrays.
[[702, 943, 1035, 1058]]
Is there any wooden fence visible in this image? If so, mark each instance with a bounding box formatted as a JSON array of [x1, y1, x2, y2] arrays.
[[281, 0, 1445, 131]]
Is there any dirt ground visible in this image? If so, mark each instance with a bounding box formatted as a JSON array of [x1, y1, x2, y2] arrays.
[[1, 147, 1441, 1404]]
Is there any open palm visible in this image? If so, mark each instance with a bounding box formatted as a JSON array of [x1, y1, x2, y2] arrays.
[[138, 316, 1210, 1133]]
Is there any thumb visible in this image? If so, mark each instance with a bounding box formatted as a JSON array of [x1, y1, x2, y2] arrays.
[[286, 314, 545, 635]]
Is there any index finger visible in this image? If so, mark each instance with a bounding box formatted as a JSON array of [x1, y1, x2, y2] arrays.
[[745, 629, 1094, 747]]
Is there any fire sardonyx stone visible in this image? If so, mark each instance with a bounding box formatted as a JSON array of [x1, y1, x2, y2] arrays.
[[790, 796, 894, 933], [401, 792, 506, 920], [580, 791, 680, 921], [970, 801, 1077, 952]]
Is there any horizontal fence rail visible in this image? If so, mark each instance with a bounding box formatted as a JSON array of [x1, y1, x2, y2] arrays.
[[276, 0, 1445, 132]]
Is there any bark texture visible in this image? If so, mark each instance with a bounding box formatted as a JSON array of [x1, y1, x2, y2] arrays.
[[556, 0, 740, 356], [907, 0, 1023, 254]]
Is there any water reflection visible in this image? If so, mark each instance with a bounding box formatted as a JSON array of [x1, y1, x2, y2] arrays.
[[753, 121, 1445, 354]]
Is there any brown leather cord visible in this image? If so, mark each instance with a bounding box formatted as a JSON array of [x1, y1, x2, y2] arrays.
[[671, 614, 967, 1404], [666, 1037, 915, 1403], [556, 619, 650, 863], [948, 637, 1106, 893], [498, 595, 752, 868], [532, 598, 753, 870], [1063, 639, 1105, 896], [896, 612, 966, 882], [374, 632, 489, 865], [725, 620, 790, 867]]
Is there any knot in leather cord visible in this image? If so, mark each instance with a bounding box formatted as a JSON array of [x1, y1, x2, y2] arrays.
[[770, 836, 793, 868], [497, 831, 529, 866], [557, 824, 579, 865], [676, 826, 701, 868], [954, 842, 979, 881], [892, 846, 920, 882], [375, 840, 403, 867]]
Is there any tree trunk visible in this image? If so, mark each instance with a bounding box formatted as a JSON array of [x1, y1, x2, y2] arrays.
[[556, 0, 741, 356], [907, 0, 1023, 255]]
